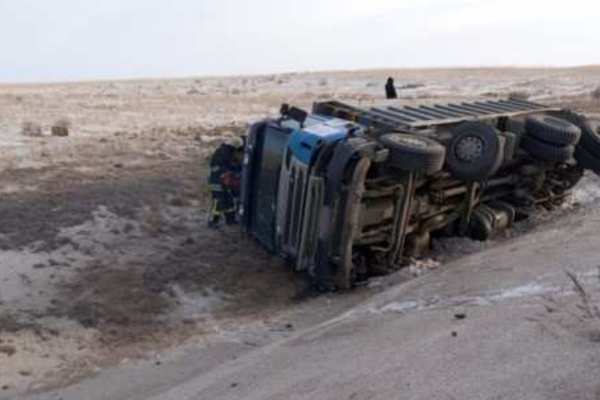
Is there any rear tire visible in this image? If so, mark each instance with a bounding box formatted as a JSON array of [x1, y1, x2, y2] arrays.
[[520, 134, 574, 163], [574, 145, 600, 173], [525, 115, 581, 146], [446, 122, 502, 182], [379, 134, 446, 174], [579, 119, 600, 157], [551, 111, 600, 156]]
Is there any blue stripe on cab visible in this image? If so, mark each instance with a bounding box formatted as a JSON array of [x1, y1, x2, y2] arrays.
[[288, 119, 350, 165]]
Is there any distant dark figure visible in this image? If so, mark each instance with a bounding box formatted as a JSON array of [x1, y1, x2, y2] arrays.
[[385, 77, 398, 99]]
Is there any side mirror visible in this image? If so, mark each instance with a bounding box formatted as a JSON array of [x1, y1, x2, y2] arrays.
[[279, 103, 308, 127]]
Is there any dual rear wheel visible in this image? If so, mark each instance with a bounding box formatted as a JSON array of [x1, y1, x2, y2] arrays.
[[519, 115, 581, 162], [554, 111, 600, 173]]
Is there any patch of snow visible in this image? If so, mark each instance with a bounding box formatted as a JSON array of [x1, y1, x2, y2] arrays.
[[571, 174, 600, 206], [488, 283, 549, 301], [0, 249, 51, 306], [380, 282, 557, 315], [168, 285, 226, 320], [380, 301, 420, 314], [57, 206, 143, 257]]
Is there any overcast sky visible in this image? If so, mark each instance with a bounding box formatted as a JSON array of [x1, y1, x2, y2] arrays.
[[1, 0, 600, 83]]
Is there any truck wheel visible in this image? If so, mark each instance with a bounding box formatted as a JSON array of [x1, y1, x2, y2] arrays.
[[468, 208, 494, 241], [520, 134, 575, 162], [574, 145, 600, 173], [525, 115, 581, 146], [551, 111, 600, 157], [578, 119, 600, 157], [446, 122, 502, 182], [379, 133, 446, 174]]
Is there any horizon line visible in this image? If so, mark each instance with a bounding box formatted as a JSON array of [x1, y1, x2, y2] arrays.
[[2, 63, 600, 87]]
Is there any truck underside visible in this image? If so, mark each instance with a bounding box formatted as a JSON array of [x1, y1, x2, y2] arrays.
[[241, 99, 600, 289]]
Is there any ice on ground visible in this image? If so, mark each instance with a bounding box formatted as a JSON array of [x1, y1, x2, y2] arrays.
[[380, 282, 558, 315], [380, 301, 420, 314], [0, 250, 53, 306], [488, 283, 549, 301], [58, 205, 144, 257], [167, 285, 226, 322], [571, 173, 600, 206]]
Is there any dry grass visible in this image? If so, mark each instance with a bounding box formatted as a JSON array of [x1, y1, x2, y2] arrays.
[[53, 117, 71, 129], [536, 270, 600, 344], [21, 121, 42, 137], [566, 270, 600, 320], [51, 118, 71, 137], [564, 269, 600, 343]]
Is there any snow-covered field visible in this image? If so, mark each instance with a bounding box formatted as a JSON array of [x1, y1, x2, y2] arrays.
[[1, 66, 600, 170]]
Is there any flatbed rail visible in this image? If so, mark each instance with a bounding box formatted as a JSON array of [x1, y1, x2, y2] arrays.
[[313, 99, 558, 130]]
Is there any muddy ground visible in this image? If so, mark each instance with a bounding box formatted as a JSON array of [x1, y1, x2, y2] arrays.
[[0, 67, 600, 397], [0, 162, 302, 393]]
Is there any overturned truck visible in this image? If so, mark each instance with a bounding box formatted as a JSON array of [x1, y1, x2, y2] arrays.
[[240, 99, 600, 289]]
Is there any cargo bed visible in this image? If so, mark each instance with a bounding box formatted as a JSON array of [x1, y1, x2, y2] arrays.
[[313, 99, 558, 130]]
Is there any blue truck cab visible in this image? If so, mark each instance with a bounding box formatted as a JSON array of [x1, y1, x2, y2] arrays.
[[241, 100, 595, 289], [241, 111, 363, 274]]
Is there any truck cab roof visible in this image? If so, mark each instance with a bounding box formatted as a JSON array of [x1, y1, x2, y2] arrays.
[[285, 115, 362, 165]]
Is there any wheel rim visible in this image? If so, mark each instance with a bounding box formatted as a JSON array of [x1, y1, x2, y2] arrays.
[[455, 136, 484, 163]]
